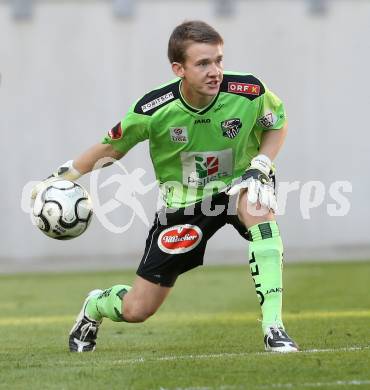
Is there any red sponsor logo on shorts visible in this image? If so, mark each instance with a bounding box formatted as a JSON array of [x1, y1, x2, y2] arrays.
[[228, 82, 260, 96], [108, 122, 123, 140], [158, 224, 203, 254]]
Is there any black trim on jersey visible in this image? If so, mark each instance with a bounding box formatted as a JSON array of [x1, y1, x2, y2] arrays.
[[178, 89, 221, 115], [220, 73, 265, 101], [133, 73, 264, 116], [134, 80, 181, 116]]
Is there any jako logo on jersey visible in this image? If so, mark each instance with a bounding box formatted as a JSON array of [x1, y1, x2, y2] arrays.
[[228, 82, 260, 96], [194, 118, 211, 125], [141, 92, 174, 113], [258, 112, 278, 128], [221, 118, 242, 139], [108, 122, 123, 140], [158, 224, 203, 254], [170, 127, 188, 143]]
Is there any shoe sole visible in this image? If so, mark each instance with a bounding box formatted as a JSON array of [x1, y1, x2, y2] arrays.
[[265, 345, 299, 353]]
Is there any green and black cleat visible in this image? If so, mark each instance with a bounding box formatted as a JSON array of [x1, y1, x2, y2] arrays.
[[264, 326, 299, 353], [69, 290, 103, 352]]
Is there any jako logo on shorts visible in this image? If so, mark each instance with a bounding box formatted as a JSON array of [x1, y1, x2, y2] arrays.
[[158, 224, 203, 254]]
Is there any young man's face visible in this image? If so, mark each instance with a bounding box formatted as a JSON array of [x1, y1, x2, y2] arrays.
[[173, 42, 224, 100]]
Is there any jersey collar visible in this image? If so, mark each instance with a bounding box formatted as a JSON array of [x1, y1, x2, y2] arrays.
[[178, 80, 220, 115]]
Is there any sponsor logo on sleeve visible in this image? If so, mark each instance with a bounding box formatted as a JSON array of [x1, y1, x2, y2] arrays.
[[258, 112, 278, 128], [157, 224, 203, 254], [141, 92, 174, 113], [228, 82, 260, 96], [170, 127, 188, 143], [108, 122, 123, 140], [221, 118, 242, 139]]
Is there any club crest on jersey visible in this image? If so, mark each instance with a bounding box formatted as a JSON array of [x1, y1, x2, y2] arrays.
[[108, 122, 123, 140], [141, 92, 174, 113], [221, 118, 242, 139], [170, 127, 188, 143], [158, 224, 203, 254]]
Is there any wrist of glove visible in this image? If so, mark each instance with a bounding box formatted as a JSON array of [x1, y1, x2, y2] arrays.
[[248, 154, 273, 177], [226, 154, 277, 212], [30, 160, 82, 200]]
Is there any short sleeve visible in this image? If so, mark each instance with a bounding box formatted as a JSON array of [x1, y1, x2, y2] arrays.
[[102, 104, 150, 154], [255, 86, 287, 131]]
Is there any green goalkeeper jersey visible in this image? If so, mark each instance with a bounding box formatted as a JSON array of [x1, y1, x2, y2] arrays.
[[102, 71, 286, 208]]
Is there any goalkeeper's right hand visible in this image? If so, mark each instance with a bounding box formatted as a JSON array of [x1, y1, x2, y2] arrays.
[[30, 160, 82, 200]]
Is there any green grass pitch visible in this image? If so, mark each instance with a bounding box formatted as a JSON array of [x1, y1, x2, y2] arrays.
[[0, 261, 369, 390]]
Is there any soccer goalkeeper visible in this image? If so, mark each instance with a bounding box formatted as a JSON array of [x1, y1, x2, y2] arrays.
[[32, 20, 298, 353]]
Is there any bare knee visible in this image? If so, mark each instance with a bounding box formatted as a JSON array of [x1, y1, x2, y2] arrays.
[[237, 190, 274, 228], [122, 300, 157, 323], [121, 276, 171, 323]]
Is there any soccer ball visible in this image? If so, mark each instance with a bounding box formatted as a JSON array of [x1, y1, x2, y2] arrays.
[[33, 180, 93, 240]]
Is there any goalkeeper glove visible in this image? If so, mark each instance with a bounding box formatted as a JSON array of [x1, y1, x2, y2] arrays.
[[226, 154, 277, 213], [30, 160, 82, 200]]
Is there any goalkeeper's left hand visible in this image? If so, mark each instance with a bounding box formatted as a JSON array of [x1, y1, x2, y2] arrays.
[[226, 154, 277, 213]]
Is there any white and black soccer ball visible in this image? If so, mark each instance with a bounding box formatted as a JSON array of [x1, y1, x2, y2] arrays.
[[33, 180, 93, 240]]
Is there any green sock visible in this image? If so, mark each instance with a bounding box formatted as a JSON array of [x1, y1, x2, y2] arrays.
[[248, 221, 284, 334], [85, 285, 131, 322]]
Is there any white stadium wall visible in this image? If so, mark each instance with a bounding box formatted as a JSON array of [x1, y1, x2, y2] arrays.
[[0, 0, 369, 270]]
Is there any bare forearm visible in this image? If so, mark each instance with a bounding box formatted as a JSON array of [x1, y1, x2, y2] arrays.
[[73, 143, 125, 175], [259, 124, 288, 161]]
